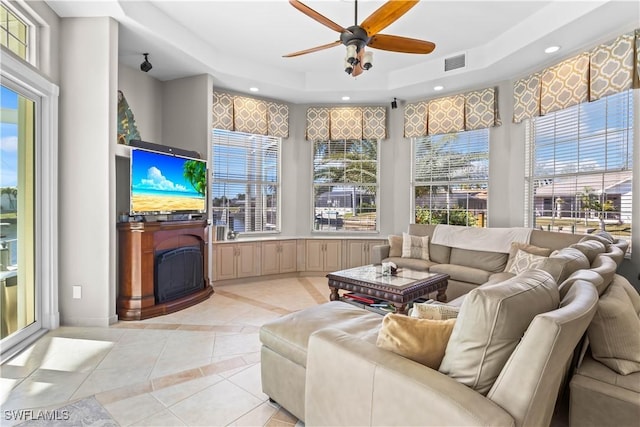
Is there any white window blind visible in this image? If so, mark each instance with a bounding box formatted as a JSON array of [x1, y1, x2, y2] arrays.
[[525, 90, 633, 251], [412, 129, 489, 226], [211, 129, 280, 234], [313, 139, 378, 232]]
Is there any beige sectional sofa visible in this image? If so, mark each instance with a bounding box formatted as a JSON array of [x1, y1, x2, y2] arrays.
[[259, 225, 635, 425], [371, 223, 628, 302]]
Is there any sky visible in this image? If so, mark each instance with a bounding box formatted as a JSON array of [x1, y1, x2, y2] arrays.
[[0, 85, 18, 188]]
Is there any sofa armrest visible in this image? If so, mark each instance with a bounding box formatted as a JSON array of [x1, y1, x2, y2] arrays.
[[370, 244, 390, 265], [305, 328, 515, 427]]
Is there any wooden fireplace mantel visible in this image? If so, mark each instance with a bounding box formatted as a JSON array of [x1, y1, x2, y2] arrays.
[[117, 219, 214, 320]]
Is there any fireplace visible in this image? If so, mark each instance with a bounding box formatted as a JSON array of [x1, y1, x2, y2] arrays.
[[155, 245, 204, 304], [117, 220, 213, 321]]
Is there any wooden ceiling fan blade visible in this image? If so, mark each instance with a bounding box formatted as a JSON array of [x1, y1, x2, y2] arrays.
[[360, 0, 419, 36], [283, 40, 342, 58], [289, 0, 348, 34], [368, 34, 435, 54]]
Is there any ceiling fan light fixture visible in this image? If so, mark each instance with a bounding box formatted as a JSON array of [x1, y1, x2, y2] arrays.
[[362, 51, 373, 70], [344, 59, 354, 74], [346, 44, 358, 64]]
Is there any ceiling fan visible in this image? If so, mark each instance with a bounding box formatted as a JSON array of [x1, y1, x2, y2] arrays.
[[283, 0, 435, 77]]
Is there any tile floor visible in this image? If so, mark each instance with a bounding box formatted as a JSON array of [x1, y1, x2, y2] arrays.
[[1, 276, 330, 426]]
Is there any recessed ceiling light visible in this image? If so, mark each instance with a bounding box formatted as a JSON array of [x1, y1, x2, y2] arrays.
[[433, 85, 444, 91], [544, 46, 560, 54], [249, 87, 259, 92], [341, 96, 350, 101]]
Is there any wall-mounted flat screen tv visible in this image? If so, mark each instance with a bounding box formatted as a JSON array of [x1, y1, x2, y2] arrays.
[[130, 148, 207, 215]]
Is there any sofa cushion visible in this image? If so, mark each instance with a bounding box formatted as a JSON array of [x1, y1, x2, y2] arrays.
[[587, 279, 640, 375], [439, 269, 559, 395], [570, 240, 607, 264], [388, 234, 402, 257], [575, 354, 640, 393], [430, 263, 492, 285], [260, 301, 382, 367], [537, 247, 590, 284], [504, 242, 553, 272], [601, 245, 626, 266], [589, 254, 617, 294], [402, 232, 430, 261], [449, 247, 508, 273], [579, 234, 612, 250], [558, 269, 605, 299], [384, 256, 436, 272], [410, 303, 459, 320], [376, 313, 456, 369], [507, 249, 548, 275], [594, 230, 616, 243], [486, 271, 516, 285], [429, 243, 451, 265]]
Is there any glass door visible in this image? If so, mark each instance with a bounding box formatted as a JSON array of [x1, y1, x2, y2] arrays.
[[0, 83, 37, 344]]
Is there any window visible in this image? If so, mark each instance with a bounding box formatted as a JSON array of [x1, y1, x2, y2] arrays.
[[0, 2, 29, 61], [525, 90, 633, 252], [412, 129, 489, 226], [211, 129, 280, 234], [313, 139, 378, 232]]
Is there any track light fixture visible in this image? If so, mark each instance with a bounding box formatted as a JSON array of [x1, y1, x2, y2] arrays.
[[391, 98, 398, 109], [140, 53, 152, 72]]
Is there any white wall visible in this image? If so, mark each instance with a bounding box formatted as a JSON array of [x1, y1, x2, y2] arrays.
[[162, 75, 211, 157], [118, 64, 163, 144], [58, 17, 118, 326]]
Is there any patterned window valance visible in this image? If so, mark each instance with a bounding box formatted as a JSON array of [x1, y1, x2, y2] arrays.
[[211, 91, 289, 138], [404, 86, 500, 137], [513, 29, 640, 123], [305, 106, 386, 141]]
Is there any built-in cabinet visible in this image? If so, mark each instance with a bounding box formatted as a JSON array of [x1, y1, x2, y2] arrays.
[[214, 242, 259, 281], [305, 240, 342, 272], [212, 237, 383, 283], [344, 239, 385, 268], [261, 240, 297, 275]]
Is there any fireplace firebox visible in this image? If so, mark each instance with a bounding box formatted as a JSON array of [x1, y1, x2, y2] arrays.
[[155, 246, 204, 304]]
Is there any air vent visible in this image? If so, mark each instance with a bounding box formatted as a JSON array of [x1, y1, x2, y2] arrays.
[[444, 54, 466, 72]]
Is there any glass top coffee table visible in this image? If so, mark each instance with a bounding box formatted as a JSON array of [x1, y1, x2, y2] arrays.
[[326, 265, 449, 314]]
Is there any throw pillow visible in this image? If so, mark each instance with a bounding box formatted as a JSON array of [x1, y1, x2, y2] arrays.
[[388, 235, 403, 257], [507, 249, 548, 275], [402, 232, 430, 261], [439, 269, 559, 395], [504, 242, 552, 272], [376, 313, 456, 369], [411, 303, 460, 320], [587, 279, 640, 375]]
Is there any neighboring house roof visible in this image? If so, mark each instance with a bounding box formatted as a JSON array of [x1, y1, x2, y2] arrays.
[[534, 172, 633, 197]]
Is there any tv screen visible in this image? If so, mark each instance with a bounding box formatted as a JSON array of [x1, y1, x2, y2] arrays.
[[130, 148, 207, 215]]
